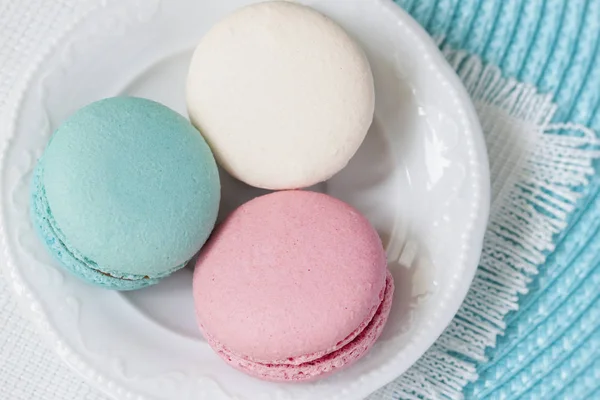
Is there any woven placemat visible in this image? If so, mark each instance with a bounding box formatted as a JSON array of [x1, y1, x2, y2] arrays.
[[375, 1, 600, 399]]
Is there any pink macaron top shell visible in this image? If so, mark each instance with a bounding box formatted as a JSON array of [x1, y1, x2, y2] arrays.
[[193, 190, 387, 363]]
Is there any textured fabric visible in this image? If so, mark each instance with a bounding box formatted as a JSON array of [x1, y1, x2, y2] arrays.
[[1, 1, 600, 400], [372, 0, 600, 399]]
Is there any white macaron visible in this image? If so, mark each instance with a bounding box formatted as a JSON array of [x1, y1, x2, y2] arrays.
[[186, 1, 375, 190]]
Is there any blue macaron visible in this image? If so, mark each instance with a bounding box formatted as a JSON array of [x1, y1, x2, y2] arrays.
[[31, 97, 220, 290]]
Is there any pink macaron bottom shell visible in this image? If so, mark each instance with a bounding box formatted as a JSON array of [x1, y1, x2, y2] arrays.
[[200, 269, 387, 367], [201, 271, 394, 382]]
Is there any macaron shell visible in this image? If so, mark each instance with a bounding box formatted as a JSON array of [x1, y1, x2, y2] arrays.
[[30, 164, 172, 290], [194, 191, 388, 362], [41, 97, 220, 277], [203, 271, 394, 382], [186, 1, 375, 189]]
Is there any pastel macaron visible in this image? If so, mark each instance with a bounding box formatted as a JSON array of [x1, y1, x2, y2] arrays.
[[31, 97, 220, 290], [186, 1, 375, 190], [193, 190, 394, 381]]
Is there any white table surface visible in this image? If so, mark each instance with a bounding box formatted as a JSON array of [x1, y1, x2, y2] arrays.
[[0, 1, 110, 398]]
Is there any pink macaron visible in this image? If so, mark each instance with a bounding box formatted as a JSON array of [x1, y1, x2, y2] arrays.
[[193, 190, 394, 382]]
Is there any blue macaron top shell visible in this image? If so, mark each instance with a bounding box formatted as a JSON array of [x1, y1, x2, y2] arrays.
[[32, 97, 220, 289]]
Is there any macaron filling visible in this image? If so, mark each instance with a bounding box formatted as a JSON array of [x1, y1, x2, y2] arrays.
[[199, 271, 394, 381], [31, 164, 182, 290]]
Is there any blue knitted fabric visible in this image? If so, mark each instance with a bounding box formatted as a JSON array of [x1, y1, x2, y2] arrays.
[[370, 1, 600, 399]]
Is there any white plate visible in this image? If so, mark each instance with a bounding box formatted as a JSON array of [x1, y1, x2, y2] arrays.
[[0, 0, 489, 399]]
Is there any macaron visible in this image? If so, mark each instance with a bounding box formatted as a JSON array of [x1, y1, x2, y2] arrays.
[[186, 1, 375, 190], [31, 97, 220, 290], [193, 191, 394, 381]]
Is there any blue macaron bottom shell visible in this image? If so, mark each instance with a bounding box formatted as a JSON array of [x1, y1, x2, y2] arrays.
[[31, 163, 184, 290]]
